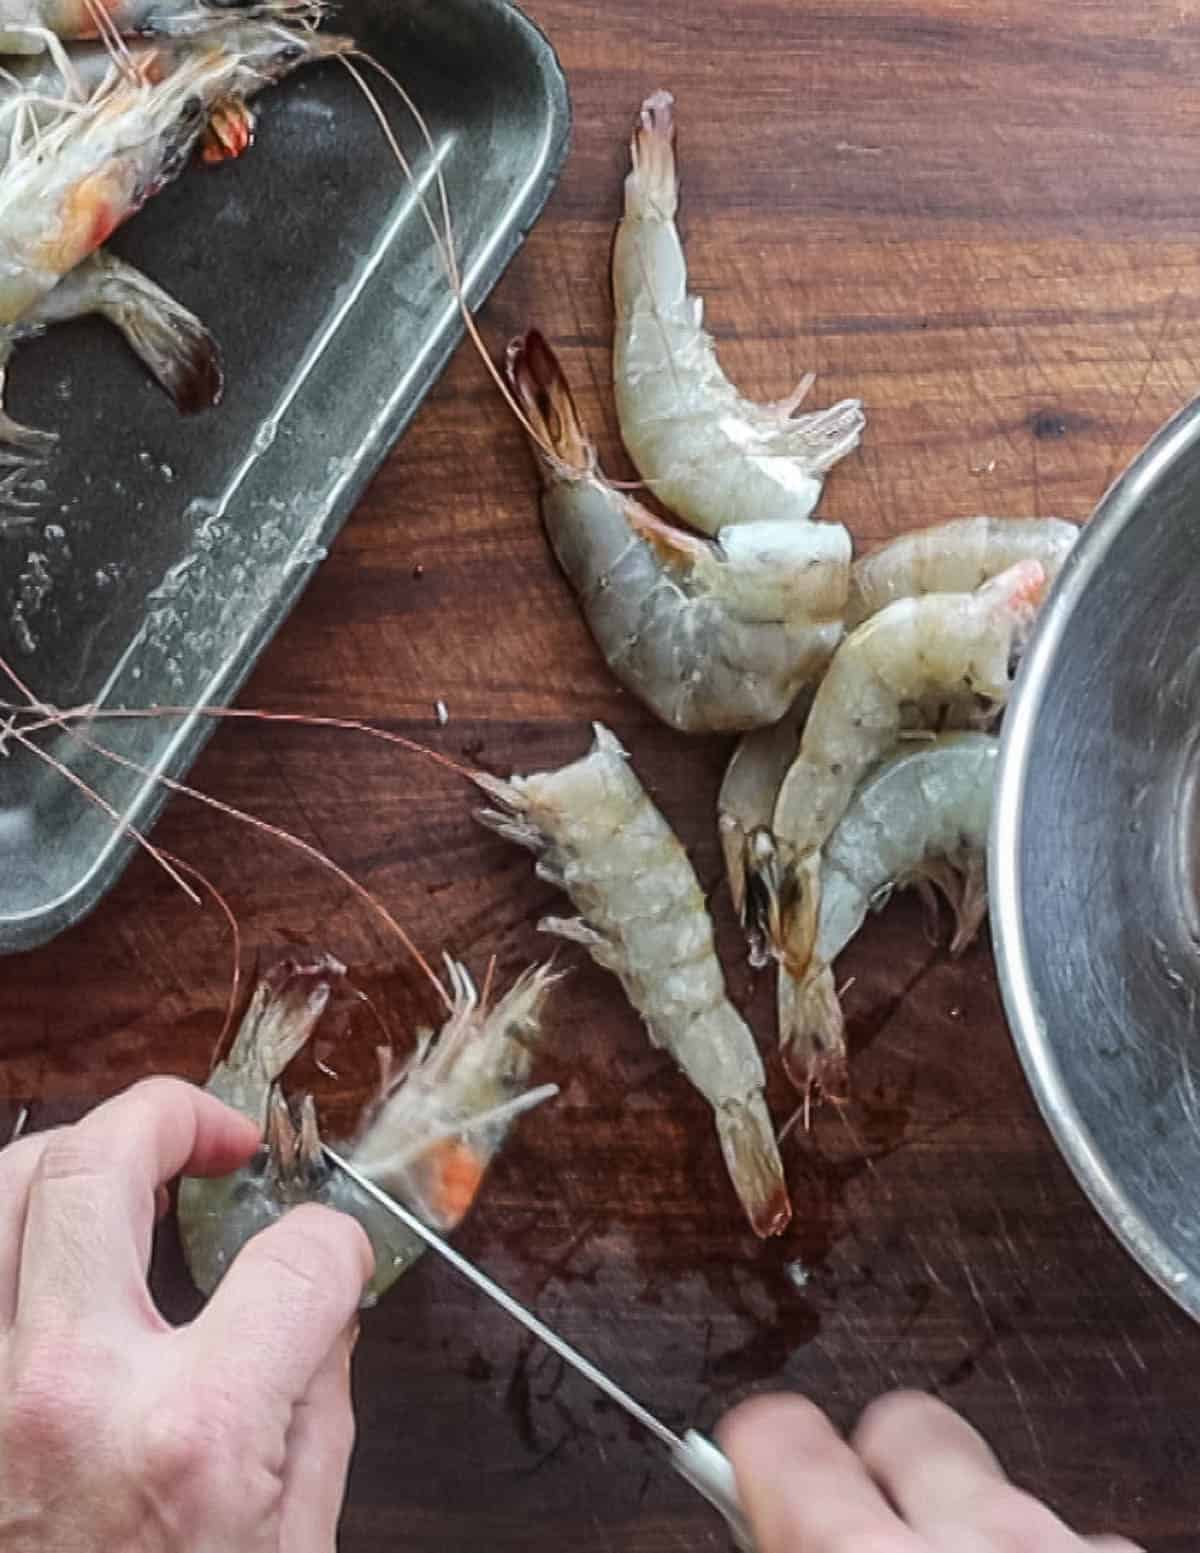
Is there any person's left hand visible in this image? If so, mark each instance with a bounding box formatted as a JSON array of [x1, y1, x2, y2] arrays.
[[0, 1076, 373, 1552]]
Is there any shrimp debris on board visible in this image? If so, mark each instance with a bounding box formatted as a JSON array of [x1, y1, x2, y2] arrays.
[[779, 732, 999, 1101], [177, 951, 560, 1307], [0, 21, 351, 520], [507, 330, 851, 733], [760, 559, 1047, 1034], [612, 89, 865, 536], [473, 722, 791, 1239]]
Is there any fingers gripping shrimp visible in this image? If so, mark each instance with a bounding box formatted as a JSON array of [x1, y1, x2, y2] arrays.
[[846, 516, 1079, 629], [780, 733, 999, 1100], [178, 953, 559, 1306], [612, 91, 865, 537], [761, 560, 1046, 1002], [508, 332, 850, 734], [474, 724, 791, 1238]]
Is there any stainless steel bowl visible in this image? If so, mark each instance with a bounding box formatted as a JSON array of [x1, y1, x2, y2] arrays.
[[992, 395, 1200, 1323]]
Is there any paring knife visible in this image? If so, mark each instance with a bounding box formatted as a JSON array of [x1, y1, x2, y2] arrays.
[[323, 1145, 756, 1552]]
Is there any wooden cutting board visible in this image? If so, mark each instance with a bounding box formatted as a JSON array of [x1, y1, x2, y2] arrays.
[[3, 1, 1198, 1546]]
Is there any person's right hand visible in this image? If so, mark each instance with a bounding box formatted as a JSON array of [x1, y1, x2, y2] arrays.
[[0, 1076, 373, 1552], [720, 1391, 1143, 1552]]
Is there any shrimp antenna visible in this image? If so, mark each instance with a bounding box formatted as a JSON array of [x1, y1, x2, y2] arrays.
[[0, 651, 453, 1013], [337, 49, 559, 461]]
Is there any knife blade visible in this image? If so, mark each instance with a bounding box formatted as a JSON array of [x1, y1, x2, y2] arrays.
[[322, 1144, 756, 1551]]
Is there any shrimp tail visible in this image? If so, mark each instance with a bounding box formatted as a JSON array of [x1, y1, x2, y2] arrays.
[[740, 825, 786, 969], [716, 1093, 792, 1237], [504, 329, 595, 481], [626, 88, 677, 221], [778, 961, 848, 1105], [219, 950, 345, 1090], [910, 852, 988, 957], [42, 249, 223, 413]]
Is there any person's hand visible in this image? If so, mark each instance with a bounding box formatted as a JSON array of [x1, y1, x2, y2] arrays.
[[0, 1077, 373, 1552], [720, 1391, 1143, 1551]]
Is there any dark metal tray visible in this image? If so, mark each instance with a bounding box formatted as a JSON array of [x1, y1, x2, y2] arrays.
[[0, 0, 569, 953]]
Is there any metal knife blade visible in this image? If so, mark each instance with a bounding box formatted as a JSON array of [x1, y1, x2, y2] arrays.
[[322, 1144, 756, 1550]]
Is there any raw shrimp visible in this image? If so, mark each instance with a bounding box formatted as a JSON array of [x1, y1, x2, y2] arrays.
[[718, 689, 811, 948], [760, 559, 1046, 996], [612, 90, 864, 537], [0, 23, 329, 160], [474, 723, 791, 1238], [0, 0, 315, 55], [0, 24, 347, 516], [846, 516, 1079, 629], [779, 732, 998, 1099], [507, 331, 850, 734], [178, 952, 559, 1306]]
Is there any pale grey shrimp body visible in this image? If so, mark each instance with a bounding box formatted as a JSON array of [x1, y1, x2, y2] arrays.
[[178, 956, 558, 1306], [475, 723, 791, 1239], [781, 733, 999, 1098], [847, 516, 1080, 629], [508, 332, 850, 733], [762, 560, 1047, 1022], [612, 90, 864, 536]]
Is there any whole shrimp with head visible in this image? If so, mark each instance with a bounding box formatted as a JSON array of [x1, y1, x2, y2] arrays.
[[475, 724, 791, 1238], [178, 951, 559, 1306], [781, 732, 999, 1102], [508, 331, 850, 734], [0, 21, 349, 520], [612, 90, 864, 537], [757, 560, 1047, 1095]]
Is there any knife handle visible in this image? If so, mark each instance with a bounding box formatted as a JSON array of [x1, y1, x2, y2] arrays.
[[669, 1429, 757, 1551]]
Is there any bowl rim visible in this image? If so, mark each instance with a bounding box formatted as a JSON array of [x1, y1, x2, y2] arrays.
[[990, 390, 1200, 1322]]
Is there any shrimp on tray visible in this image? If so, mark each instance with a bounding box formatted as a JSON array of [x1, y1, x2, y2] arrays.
[[178, 951, 560, 1306], [0, 0, 316, 55], [612, 90, 865, 536], [0, 22, 348, 519], [507, 331, 850, 734], [780, 732, 999, 1102], [473, 723, 791, 1239]]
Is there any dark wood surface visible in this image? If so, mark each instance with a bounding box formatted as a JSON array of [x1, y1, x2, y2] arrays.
[[4, 2, 1200, 1546]]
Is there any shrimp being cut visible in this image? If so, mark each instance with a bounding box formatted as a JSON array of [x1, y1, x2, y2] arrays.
[[474, 723, 791, 1238], [178, 952, 559, 1306], [846, 516, 1079, 629], [0, 0, 316, 55], [612, 90, 864, 537], [758, 559, 1046, 1012], [779, 732, 999, 1100], [0, 23, 348, 518], [507, 331, 850, 734]]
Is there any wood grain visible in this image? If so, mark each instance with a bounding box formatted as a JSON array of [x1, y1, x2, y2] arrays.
[[4, 1, 1200, 1546]]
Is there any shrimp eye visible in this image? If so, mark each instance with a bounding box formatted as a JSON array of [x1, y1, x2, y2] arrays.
[[280, 42, 304, 63]]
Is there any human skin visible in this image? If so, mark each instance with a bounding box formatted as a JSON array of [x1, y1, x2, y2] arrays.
[[0, 1076, 372, 1553]]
